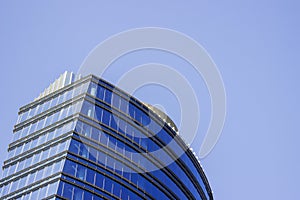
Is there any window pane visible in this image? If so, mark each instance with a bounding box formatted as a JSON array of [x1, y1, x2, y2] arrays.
[[51, 96, 59, 107], [64, 160, 76, 176], [52, 111, 60, 123], [28, 171, 36, 184], [79, 144, 89, 159], [43, 101, 51, 111], [49, 145, 58, 156], [24, 156, 33, 168], [104, 178, 112, 193], [39, 185, 47, 199], [62, 182, 73, 198], [97, 86, 104, 100], [17, 160, 25, 171], [59, 107, 68, 120], [43, 165, 52, 178], [42, 148, 50, 160], [96, 173, 104, 189], [91, 127, 100, 141], [35, 169, 43, 182], [86, 168, 95, 184], [20, 111, 28, 122], [19, 176, 27, 189], [73, 187, 83, 200], [31, 189, 39, 199], [32, 152, 41, 164], [21, 126, 29, 138], [88, 82, 97, 96], [104, 89, 112, 103], [89, 147, 97, 162], [45, 131, 52, 142], [76, 165, 86, 180]]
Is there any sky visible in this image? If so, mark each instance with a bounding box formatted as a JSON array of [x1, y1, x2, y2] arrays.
[[0, 1, 299, 199]]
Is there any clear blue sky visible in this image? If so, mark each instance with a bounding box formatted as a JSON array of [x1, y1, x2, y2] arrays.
[[0, 1, 299, 199]]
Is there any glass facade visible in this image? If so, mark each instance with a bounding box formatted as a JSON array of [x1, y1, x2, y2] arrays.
[[0, 73, 213, 200]]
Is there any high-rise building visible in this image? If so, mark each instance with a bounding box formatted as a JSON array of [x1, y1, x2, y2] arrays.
[[0, 72, 213, 200]]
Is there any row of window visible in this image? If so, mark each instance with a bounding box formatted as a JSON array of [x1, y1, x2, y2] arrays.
[[88, 81, 210, 198], [74, 121, 158, 174], [88, 82, 151, 127], [13, 101, 81, 143], [81, 99, 208, 197], [0, 160, 63, 198], [75, 119, 142, 154], [68, 151, 180, 200], [81, 101, 154, 150], [17, 81, 89, 124], [7, 121, 75, 161], [80, 101, 204, 199], [180, 153, 209, 198], [86, 92, 209, 199], [69, 139, 144, 181], [69, 134, 183, 199], [58, 178, 139, 200], [63, 159, 144, 199], [2, 139, 70, 178], [14, 181, 59, 200]]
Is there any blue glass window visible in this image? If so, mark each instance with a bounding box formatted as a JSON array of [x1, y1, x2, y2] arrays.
[[27, 108, 36, 120], [39, 185, 48, 198], [35, 169, 43, 182], [12, 130, 21, 142], [89, 147, 97, 162], [51, 96, 59, 107], [52, 160, 62, 174], [38, 133, 47, 145], [102, 109, 111, 126], [41, 148, 50, 160], [8, 148, 15, 159], [104, 178, 112, 193], [29, 122, 37, 134], [36, 118, 45, 131], [76, 165, 86, 180], [59, 107, 68, 120], [82, 123, 91, 138], [47, 182, 58, 196], [96, 172, 104, 189], [31, 189, 39, 199], [91, 127, 100, 141], [43, 100, 51, 112], [94, 105, 103, 122], [44, 115, 53, 127], [62, 182, 73, 198], [49, 145, 58, 156], [97, 150, 107, 165], [20, 111, 28, 122], [86, 168, 95, 184], [104, 89, 112, 104], [88, 82, 97, 96], [52, 111, 60, 124], [24, 156, 32, 168], [27, 171, 36, 184], [19, 176, 27, 189], [43, 165, 52, 179], [96, 85, 105, 100], [47, 129, 55, 141], [31, 153, 39, 165], [79, 144, 89, 159], [17, 160, 25, 171], [73, 187, 83, 200], [10, 178, 19, 193], [21, 126, 29, 138], [35, 104, 43, 116]]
